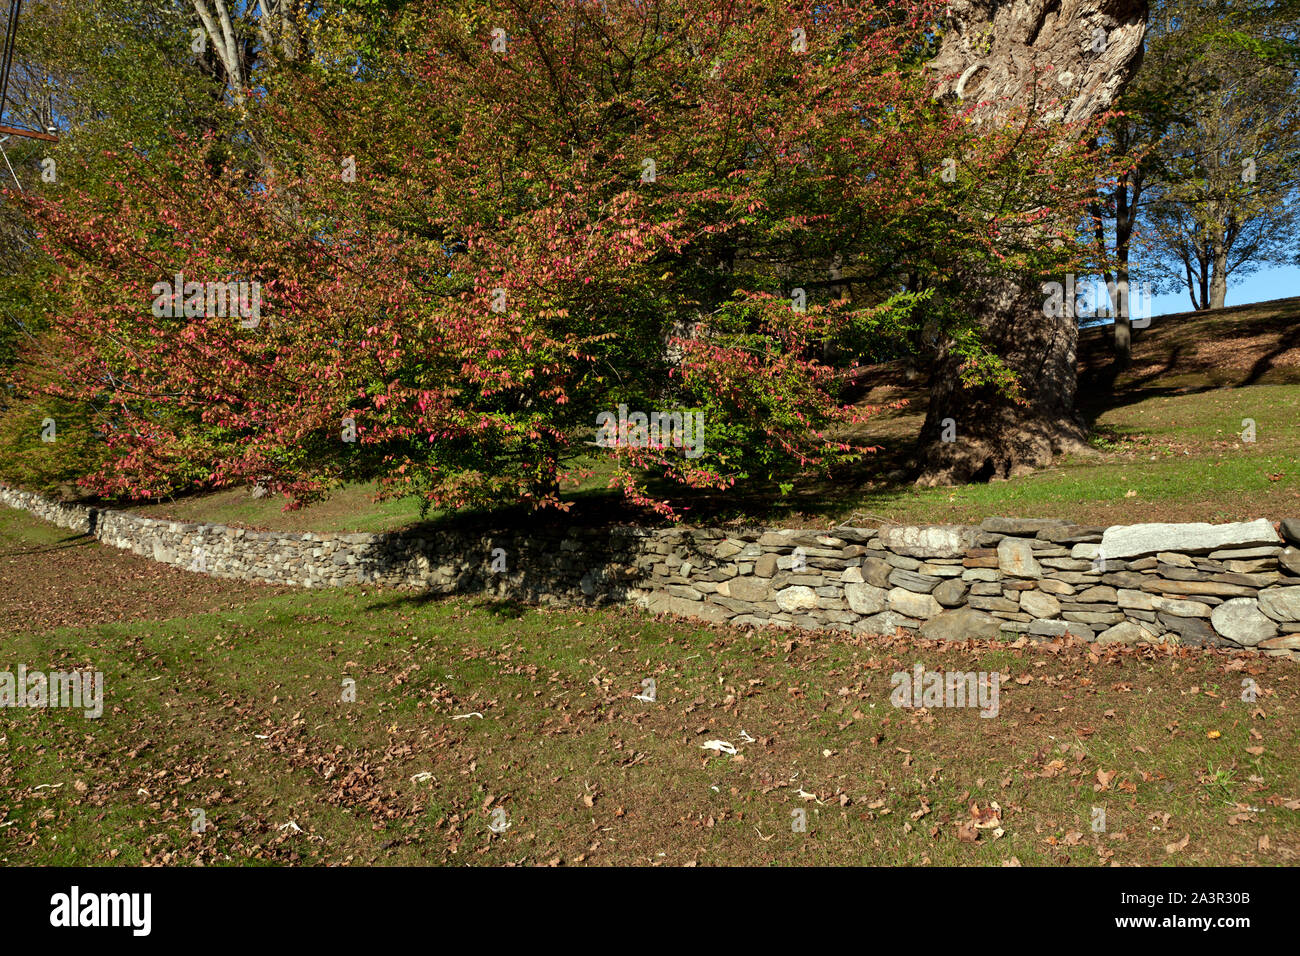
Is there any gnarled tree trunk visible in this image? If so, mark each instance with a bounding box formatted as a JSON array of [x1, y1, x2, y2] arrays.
[[917, 0, 1147, 486]]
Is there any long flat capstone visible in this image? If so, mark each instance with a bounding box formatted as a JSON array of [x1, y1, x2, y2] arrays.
[[1100, 520, 1280, 559]]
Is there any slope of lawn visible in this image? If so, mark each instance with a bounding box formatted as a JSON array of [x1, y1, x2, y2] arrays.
[[1, 507, 1297, 866]]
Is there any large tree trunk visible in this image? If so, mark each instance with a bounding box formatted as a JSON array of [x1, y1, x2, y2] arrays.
[[1209, 224, 1229, 309], [917, 0, 1147, 486], [1110, 166, 1141, 369]]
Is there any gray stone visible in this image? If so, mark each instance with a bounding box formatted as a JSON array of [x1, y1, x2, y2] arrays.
[[888, 568, 942, 593], [647, 594, 732, 624], [1071, 543, 1100, 560], [980, 517, 1068, 535], [1054, 571, 1103, 584], [844, 583, 888, 615], [962, 567, 1000, 582], [916, 562, 965, 578], [1095, 621, 1149, 645], [876, 525, 979, 558], [1064, 622, 1096, 640], [754, 553, 778, 578], [1257, 586, 1300, 623], [861, 557, 893, 588], [933, 578, 969, 608], [841, 566, 864, 584], [884, 553, 922, 570], [886, 587, 943, 620], [1158, 614, 1219, 647], [1039, 557, 1094, 570], [1155, 551, 1195, 568], [968, 595, 1020, 613], [831, 527, 878, 544], [666, 584, 702, 600], [1117, 588, 1155, 610], [1038, 525, 1106, 544], [1019, 590, 1061, 619], [1211, 599, 1278, 646], [1280, 518, 1300, 547], [1149, 595, 1212, 617], [1157, 566, 1204, 581], [1037, 578, 1075, 596], [856, 611, 919, 634], [1225, 559, 1277, 574], [1279, 548, 1300, 577], [1207, 546, 1281, 560], [1063, 611, 1125, 625], [919, 607, 1003, 642], [714, 539, 745, 559], [1258, 633, 1300, 651], [997, 538, 1043, 578], [1140, 579, 1254, 598], [1100, 519, 1280, 559], [1212, 570, 1280, 587], [1102, 571, 1147, 589], [720, 577, 771, 603]]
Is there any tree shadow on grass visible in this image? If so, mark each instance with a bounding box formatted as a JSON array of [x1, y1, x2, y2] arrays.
[[0, 531, 98, 558], [1235, 321, 1300, 389], [357, 587, 529, 621]]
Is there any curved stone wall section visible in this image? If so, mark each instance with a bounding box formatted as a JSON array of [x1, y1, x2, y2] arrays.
[[3, 485, 1299, 660]]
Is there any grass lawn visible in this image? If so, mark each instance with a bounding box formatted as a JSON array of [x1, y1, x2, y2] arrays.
[[2, 507, 1297, 866]]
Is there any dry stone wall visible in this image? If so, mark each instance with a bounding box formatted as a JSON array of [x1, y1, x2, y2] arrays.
[[4, 485, 1300, 660]]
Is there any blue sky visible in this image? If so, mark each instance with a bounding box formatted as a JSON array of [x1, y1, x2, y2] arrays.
[[1147, 264, 1300, 317], [1077, 263, 1299, 328]]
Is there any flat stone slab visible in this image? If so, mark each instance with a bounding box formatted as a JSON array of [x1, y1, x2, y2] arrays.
[[919, 607, 1002, 642], [980, 516, 1069, 535], [876, 525, 979, 558], [1100, 520, 1280, 559]]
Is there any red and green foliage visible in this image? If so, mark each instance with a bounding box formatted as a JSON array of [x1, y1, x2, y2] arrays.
[[24, 0, 1110, 515]]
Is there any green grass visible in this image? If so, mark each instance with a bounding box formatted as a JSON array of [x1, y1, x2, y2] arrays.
[[3, 568, 1297, 866]]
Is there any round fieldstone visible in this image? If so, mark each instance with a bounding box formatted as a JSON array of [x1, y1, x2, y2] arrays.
[[1211, 598, 1278, 646], [933, 578, 969, 608], [845, 583, 888, 615], [1258, 586, 1300, 623]]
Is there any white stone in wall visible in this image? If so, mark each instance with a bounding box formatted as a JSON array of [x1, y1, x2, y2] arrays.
[[876, 525, 979, 558], [1100, 520, 1280, 559]]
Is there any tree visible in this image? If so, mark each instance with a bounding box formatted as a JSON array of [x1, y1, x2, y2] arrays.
[[1135, 0, 1300, 310], [0, 0, 242, 490], [24, 0, 1111, 514], [1089, 0, 1200, 367], [916, 0, 1148, 486]]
